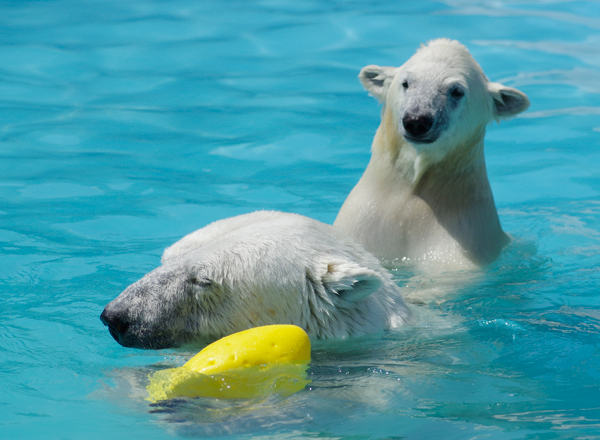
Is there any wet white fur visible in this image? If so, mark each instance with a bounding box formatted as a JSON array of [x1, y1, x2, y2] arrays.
[[102, 211, 410, 348], [334, 39, 530, 269]]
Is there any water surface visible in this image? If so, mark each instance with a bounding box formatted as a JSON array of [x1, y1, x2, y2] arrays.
[[1, 0, 600, 439]]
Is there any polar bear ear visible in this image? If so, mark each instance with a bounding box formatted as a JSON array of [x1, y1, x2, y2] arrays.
[[488, 82, 530, 119], [359, 65, 397, 102], [321, 260, 383, 303]]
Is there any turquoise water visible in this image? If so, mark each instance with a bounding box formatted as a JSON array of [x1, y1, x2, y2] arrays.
[[2, 0, 600, 438]]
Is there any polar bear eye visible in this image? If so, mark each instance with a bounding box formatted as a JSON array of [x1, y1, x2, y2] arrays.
[[401, 80, 409, 90], [450, 86, 465, 99], [190, 276, 212, 287]]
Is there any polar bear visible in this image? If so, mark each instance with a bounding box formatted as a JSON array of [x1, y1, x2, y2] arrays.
[[100, 211, 410, 349], [334, 39, 530, 270]]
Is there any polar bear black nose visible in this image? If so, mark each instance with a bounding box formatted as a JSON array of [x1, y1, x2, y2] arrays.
[[100, 308, 130, 343], [403, 114, 434, 139]]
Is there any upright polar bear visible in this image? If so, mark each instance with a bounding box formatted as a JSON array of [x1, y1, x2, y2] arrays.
[[335, 39, 530, 269], [100, 211, 410, 349]]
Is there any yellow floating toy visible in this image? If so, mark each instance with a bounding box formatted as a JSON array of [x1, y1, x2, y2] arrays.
[[146, 325, 311, 402]]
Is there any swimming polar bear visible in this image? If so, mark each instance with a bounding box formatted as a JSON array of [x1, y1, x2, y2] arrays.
[[334, 39, 530, 270], [100, 211, 410, 349]]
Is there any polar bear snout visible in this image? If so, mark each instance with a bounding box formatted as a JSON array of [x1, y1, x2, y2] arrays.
[[100, 307, 130, 345], [100, 265, 193, 349], [100, 298, 180, 350], [402, 113, 436, 143]]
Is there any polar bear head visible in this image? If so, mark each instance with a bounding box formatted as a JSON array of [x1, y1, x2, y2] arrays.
[[100, 211, 409, 349], [359, 39, 530, 166]]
